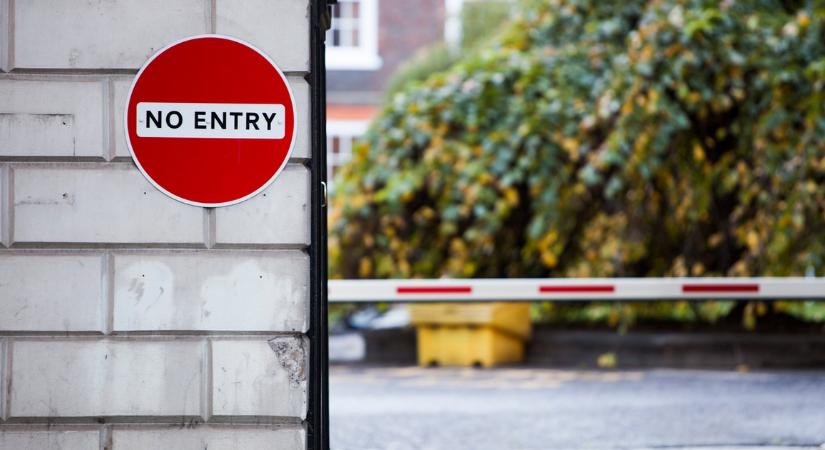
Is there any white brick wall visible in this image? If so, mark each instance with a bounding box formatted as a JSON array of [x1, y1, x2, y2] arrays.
[[112, 426, 306, 450], [216, 0, 310, 72], [13, 0, 309, 72], [1, 0, 314, 447], [212, 338, 308, 418], [0, 0, 9, 72], [1, 338, 6, 420], [9, 340, 204, 417], [291, 80, 312, 160], [111, 78, 133, 159], [0, 429, 100, 450], [0, 79, 106, 158], [0, 426, 306, 450], [113, 251, 309, 332], [11, 165, 205, 244], [13, 0, 210, 70], [0, 254, 104, 332], [215, 165, 310, 245], [0, 165, 8, 246]]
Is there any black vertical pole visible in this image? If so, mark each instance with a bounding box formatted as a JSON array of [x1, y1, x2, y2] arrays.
[[307, 0, 330, 449]]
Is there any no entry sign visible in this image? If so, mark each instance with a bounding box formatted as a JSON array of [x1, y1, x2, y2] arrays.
[[125, 35, 297, 207]]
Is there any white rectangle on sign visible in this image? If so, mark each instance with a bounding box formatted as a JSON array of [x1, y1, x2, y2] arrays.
[[136, 102, 285, 139]]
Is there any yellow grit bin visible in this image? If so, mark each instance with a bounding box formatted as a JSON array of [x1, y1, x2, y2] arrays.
[[408, 303, 532, 368]]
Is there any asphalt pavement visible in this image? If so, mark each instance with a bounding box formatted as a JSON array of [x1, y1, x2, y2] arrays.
[[330, 365, 825, 450]]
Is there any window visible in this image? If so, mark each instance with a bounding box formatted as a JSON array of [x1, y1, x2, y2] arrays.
[[326, 0, 381, 70], [327, 119, 369, 188]]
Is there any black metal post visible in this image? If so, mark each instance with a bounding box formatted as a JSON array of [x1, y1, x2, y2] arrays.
[[307, 0, 330, 449]]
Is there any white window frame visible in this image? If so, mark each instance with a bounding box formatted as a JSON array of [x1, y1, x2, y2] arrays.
[[326, 0, 382, 70], [326, 119, 370, 188], [444, 0, 464, 51]]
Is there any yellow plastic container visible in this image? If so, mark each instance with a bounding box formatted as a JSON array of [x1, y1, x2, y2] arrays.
[[408, 303, 531, 339], [415, 324, 525, 368], [409, 303, 532, 367]]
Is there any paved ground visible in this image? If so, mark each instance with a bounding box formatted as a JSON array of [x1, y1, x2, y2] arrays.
[[330, 365, 825, 450]]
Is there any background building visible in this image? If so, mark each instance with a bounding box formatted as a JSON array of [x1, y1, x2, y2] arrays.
[[325, 0, 449, 183]]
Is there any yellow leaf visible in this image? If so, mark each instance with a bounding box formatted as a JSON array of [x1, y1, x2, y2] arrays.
[[797, 12, 810, 28], [746, 230, 759, 251], [541, 251, 558, 268], [504, 187, 520, 206], [693, 143, 705, 162], [561, 137, 579, 159], [358, 257, 372, 277]]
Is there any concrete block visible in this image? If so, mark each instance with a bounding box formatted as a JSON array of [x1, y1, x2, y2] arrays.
[[113, 251, 308, 332], [1, 165, 8, 246], [1, 338, 5, 420], [113, 78, 310, 160], [112, 78, 133, 159], [0, 0, 8, 72], [291, 79, 311, 160], [112, 427, 305, 450], [214, 165, 309, 246], [0, 80, 105, 158], [0, 254, 103, 332], [13, 0, 208, 69], [0, 430, 100, 449], [12, 165, 204, 244], [216, 0, 309, 72], [9, 340, 203, 417], [212, 338, 307, 418]]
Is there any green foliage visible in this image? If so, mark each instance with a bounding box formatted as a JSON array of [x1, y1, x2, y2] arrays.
[[384, 44, 458, 101], [330, 0, 825, 324]]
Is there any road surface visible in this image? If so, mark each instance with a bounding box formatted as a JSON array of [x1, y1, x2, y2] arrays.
[[330, 365, 825, 450]]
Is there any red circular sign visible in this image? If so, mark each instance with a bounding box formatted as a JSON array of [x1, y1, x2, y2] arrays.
[[126, 35, 296, 207]]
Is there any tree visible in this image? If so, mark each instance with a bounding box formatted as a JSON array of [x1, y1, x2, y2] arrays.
[[330, 0, 825, 323]]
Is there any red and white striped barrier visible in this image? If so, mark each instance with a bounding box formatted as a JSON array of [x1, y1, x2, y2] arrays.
[[328, 278, 825, 302]]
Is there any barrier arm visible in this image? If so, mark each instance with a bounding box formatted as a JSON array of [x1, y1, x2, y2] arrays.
[[328, 277, 825, 303]]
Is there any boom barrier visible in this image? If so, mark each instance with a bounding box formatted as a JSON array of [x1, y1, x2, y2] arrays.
[[328, 278, 825, 303]]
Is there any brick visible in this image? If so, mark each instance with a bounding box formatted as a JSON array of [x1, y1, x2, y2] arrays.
[[1, 165, 8, 246], [0, 429, 99, 449], [0, 254, 103, 332], [290, 80, 311, 160], [111, 78, 132, 159], [112, 427, 305, 450], [113, 251, 308, 332], [215, 0, 309, 72], [0, 0, 8, 72], [113, 78, 310, 160], [1, 338, 6, 420], [13, 0, 207, 69], [214, 165, 309, 246], [212, 338, 307, 418], [12, 165, 204, 244], [9, 340, 203, 417], [0, 80, 105, 158], [327, 0, 442, 90]]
